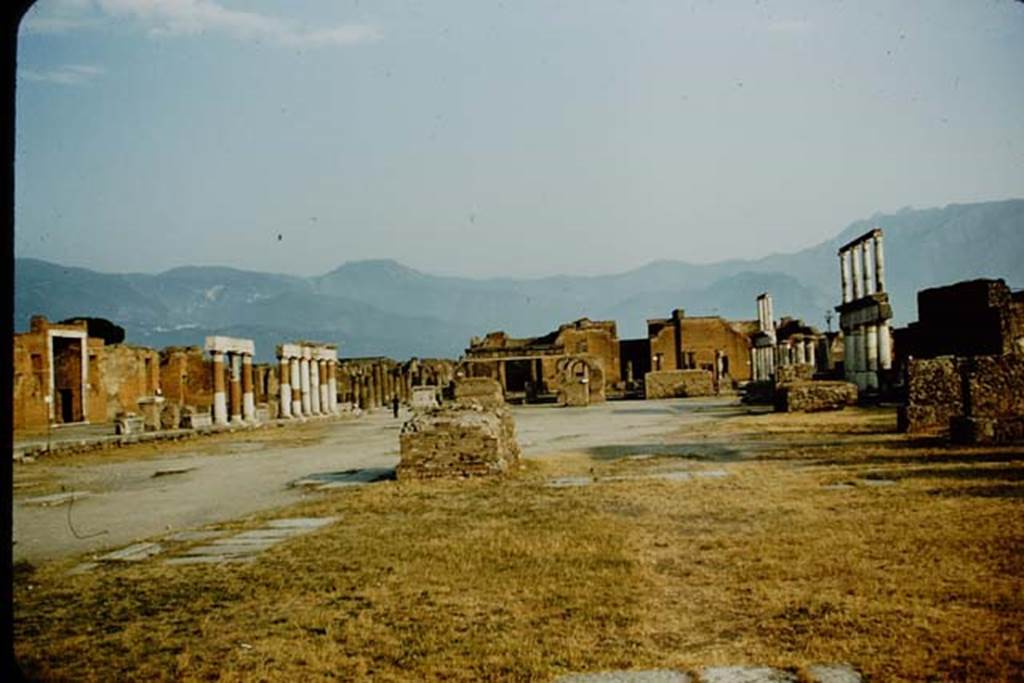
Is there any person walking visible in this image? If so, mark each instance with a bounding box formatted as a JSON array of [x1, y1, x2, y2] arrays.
[[392, 395, 400, 418]]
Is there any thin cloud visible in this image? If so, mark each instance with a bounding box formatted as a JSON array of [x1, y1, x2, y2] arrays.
[[29, 0, 384, 47], [19, 64, 106, 86]]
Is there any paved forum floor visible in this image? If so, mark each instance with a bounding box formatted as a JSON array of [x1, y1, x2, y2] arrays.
[[13, 398, 747, 564]]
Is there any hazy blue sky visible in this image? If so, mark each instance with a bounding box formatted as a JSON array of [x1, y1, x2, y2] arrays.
[[15, 0, 1024, 278]]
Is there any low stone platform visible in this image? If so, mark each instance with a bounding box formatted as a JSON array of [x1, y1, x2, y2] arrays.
[[398, 405, 521, 480], [645, 370, 715, 399], [454, 377, 505, 408], [773, 381, 857, 413]]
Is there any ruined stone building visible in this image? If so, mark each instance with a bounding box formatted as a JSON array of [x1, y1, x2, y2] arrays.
[[836, 228, 893, 392], [642, 309, 753, 397], [462, 318, 621, 404], [897, 278, 1024, 441], [14, 316, 105, 430]]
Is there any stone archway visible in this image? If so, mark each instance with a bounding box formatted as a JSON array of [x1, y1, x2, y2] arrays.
[[556, 355, 605, 407]]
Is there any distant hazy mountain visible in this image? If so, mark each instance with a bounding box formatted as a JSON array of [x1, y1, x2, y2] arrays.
[[15, 199, 1024, 361]]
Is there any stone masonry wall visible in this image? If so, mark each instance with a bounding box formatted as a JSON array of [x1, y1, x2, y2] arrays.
[[774, 381, 858, 413], [398, 405, 521, 480], [644, 369, 715, 399], [454, 377, 504, 408], [897, 357, 963, 435], [775, 363, 816, 385]]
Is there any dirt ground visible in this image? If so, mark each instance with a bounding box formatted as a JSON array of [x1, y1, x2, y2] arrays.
[[12, 399, 1024, 680]]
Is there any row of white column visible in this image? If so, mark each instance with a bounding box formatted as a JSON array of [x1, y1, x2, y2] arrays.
[[277, 345, 338, 419], [839, 230, 886, 304], [843, 323, 892, 391], [205, 336, 257, 426], [777, 338, 817, 368], [838, 229, 892, 391]]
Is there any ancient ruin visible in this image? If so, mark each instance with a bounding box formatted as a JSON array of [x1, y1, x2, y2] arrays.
[[205, 336, 258, 425], [463, 318, 621, 403], [750, 293, 777, 382], [336, 357, 456, 411], [773, 380, 858, 413], [897, 278, 1024, 440], [638, 308, 751, 398], [398, 377, 520, 480], [836, 228, 893, 393], [276, 342, 339, 419], [11, 316, 176, 431]]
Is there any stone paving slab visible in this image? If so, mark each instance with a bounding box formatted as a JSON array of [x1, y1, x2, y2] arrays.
[[98, 542, 163, 563], [805, 664, 862, 683], [225, 528, 307, 541], [265, 517, 338, 529], [23, 491, 91, 506], [699, 667, 797, 683], [183, 541, 278, 556], [165, 530, 225, 542], [557, 666, 857, 683], [558, 671, 692, 682], [163, 555, 257, 566]]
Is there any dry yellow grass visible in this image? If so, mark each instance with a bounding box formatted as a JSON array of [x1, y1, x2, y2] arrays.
[[13, 407, 1024, 681]]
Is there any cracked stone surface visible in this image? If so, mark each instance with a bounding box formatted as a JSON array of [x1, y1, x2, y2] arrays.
[[699, 667, 798, 683], [98, 542, 163, 563], [557, 671, 692, 682]]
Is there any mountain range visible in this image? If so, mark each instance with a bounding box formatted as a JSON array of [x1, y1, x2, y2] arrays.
[[15, 199, 1024, 362]]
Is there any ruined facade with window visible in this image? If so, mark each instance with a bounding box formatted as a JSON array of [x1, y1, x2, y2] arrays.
[[463, 318, 621, 403], [642, 309, 753, 397]]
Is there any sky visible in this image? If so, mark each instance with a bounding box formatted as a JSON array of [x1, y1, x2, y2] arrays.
[[15, 0, 1024, 279]]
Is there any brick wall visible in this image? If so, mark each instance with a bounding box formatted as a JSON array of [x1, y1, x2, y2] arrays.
[[644, 369, 714, 398]]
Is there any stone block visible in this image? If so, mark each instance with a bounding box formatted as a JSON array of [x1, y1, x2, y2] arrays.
[[774, 380, 857, 412], [398, 405, 521, 480], [137, 396, 165, 431], [775, 363, 815, 385], [644, 370, 714, 399], [114, 413, 145, 435], [454, 377, 505, 408], [180, 406, 213, 429], [411, 385, 440, 409], [160, 402, 181, 430]]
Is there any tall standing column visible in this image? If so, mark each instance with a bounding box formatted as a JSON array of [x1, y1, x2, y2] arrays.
[[309, 356, 321, 415], [807, 339, 817, 369], [839, 251, 851, 304], [374, 364, 384, 408], [851, 244, 864, 300], [327, 360, 338, 413], [229, 352, 243, 423], [279, 356, 292, 418], [861, 240, 873, 296], [290, 356, 303, 416], [865, 324, 878, 389], [212, 351, 228, 426], [300, 353, 312, 415], [842, 331, 854, 384], [878, 323, 893, 370], [359, 374, 370, 410], [873, 231, 886, 292], [318, 358, 329, 414], [242, 353, 255, 422]]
